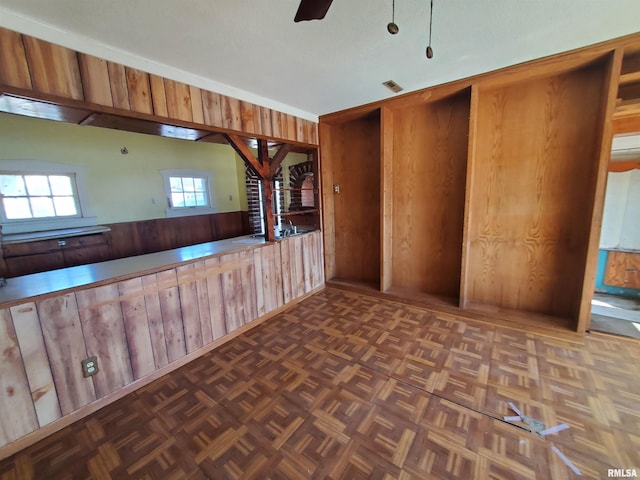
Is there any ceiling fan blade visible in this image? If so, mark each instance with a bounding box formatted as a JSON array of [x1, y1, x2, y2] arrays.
[[294, 0, 334, 22]]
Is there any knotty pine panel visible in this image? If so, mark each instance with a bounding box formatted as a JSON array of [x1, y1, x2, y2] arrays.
[[464, 65, 606, 319], [240, 100, 258, 134], [0, 28, 32, 89], [77, 53, 113, 107], [220, 95, 242, 131], [75, 285, 134, 398], [331, 112, 381, 285], [22, 36, 83, 101], [149, 73, 169, 117], [36, 294, 97, 415], [10, 303, 62, 428], [164, 79, 192, 122], [202, 89, 224, 128], [189, 85, 204, 125], [260, 107, 273, 137], [117, 277, 156, 379], [0, 309, 39, 445], [126, 67, 153, 114], [392, 93, 470, 298]]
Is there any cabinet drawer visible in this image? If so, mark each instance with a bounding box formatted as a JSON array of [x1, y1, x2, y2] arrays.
[[2, 239, 61, 257]]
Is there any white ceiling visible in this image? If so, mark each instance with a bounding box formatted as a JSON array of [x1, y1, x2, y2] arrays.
[[1, 0, 639, 121]]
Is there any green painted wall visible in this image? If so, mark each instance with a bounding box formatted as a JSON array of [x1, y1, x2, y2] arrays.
[[0, 112, 247, 224]]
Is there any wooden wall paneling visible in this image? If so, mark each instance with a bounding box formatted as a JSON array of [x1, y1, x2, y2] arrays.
[[77, 53, 113, 107], [117, 277, 156, 379], [604, 251, 640, 289], [36, 294, 96, 415], [295, 117, 305, 143], [149, 74, 168, 117], [291, 235, 306, 297], [331, 112, 381, 286], [189, 85, 204, 125], [219, 253, 245, 332], [163, 79, 193, 122], [204, 256, 227, 339], [239, 249, 258, 323], [270, 110, 283, 139], [0, 308, 39, 444], [0, 28, 32, 89], [240, 100, 257, 134], [10, 303, 62, 427], [194, 260, 214, 345], [220, 95, 242, 131], [464, 64, 607, 320], [391, 93, 470, 298], [576, 50, 625, 332], [280, 240, 293, 304], [22, 36, 84, 101], [286, 114, 297, 141], [75, 285, 134, 399], [125, 67, 153, 114], [106, 62, 131, 110], [272, 242, 285, 308], [155, 269, 186, 362], [260, 107, 273, 137], [141, 273, 170, 369], [202, 90, 224, 128], [319, 123, 336, 280], [312, 230, 325, 289], [380, 106, 394, 292], [253, 248, 266, 317], [301, 234, 313, 292], [176, 263, 204, 353]]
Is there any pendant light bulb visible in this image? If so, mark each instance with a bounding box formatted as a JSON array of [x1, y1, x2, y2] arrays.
[[426, 45, 433, 58], [387, 0, 399, 34], [426, 0, 434, 59]]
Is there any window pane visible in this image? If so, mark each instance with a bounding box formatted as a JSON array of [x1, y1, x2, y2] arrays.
[[193, 177, 205, 192], [25, 175, 51, 196], [184, 192, 196, 207], [50, 175, 73, 196], [53, 196, 77, 216], [171, 192, 185, 207], [182, 177, 196, 193], [195, 192, 206, 206], [0, 175, 27, 196], [30, 197, 55, 217], [3, 197, 31, 219], [170, 177, 183, 193]]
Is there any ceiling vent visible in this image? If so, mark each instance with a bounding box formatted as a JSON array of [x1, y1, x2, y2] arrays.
[[382, 80, 403, 93]]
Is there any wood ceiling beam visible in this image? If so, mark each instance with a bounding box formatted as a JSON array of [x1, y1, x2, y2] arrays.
[[269, 143, 292, 177], [225, 134, 266, 178]]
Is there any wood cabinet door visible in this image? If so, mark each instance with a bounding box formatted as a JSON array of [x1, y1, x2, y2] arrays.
[[604, 251, 640, 289]]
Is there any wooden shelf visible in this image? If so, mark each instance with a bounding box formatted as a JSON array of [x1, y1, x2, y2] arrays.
[[275, 209, 319, 217], [273, 188, 319, 192], [619, 71, 640, 86]]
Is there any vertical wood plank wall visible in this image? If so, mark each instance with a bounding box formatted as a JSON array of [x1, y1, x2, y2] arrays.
[[0, 232, 323, 452], [0, 27, 317, 146], [321, 46, 625, 331], [330, 112, 381, 286]]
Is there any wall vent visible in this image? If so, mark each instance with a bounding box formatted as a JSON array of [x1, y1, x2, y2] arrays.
[[382, 80, 403, 93]]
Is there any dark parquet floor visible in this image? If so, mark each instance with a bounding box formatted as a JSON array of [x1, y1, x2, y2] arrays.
[[1, 287, 639, 479]]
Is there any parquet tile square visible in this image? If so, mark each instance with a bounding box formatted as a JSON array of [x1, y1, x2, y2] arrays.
[[2, 286, 639, 479]]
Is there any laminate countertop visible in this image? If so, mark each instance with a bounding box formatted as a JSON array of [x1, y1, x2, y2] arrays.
[[0, 235, 267, 307]]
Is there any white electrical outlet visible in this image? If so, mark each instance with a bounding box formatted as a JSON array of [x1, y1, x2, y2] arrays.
[[81, 356, 99, 378]]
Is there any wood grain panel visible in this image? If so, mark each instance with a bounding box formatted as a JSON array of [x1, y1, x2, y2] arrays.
[[22, 36, 83, 100], [0, 28, 32, 89], [604, 251, 640, 289], [319, 123, 336, 281], [240, 249, 258, 323], [271, 110, 283, 139], [76, 285, 134, 398], [220, 95, 241, 131], [156, 269, 186, 362], [202, 90, 223, 128], [106, 62, 130, 110], [219, 253, 245, 331], [164, 79, 192, 122], [125, 67, 152, 114], [0, 308, 39, 444], [240, 100, 257, 134], [331, 112, 381, 285], [391, 93, 470, 298], [37, 294, 96, 415], [189, 85, 204, 124], [464, 65, 606, 319], [149, 74, 168, 117], [118, 278, 156, 379], [10, 303, 61, 427], [177, 263, 204, 353], [77, 53, 113, 107], [204, 256, 227, 340], [141, 273, 170, 369], [260, 107, 273, 137], [286, 114, 297, 141]]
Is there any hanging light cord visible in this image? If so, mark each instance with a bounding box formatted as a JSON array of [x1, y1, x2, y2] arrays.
[[392, 0, 395, 23], [428, 0, 433, 46]]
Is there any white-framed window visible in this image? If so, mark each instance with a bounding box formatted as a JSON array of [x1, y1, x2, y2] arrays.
[[0, 160, 96, 234], [161, 169, 215, 218]]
